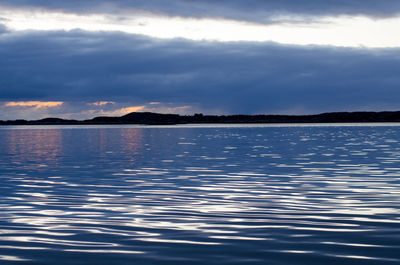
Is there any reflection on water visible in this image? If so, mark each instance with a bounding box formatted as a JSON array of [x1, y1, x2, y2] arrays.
[[5, 129, 63, 168], [0, 125, 400, 264]]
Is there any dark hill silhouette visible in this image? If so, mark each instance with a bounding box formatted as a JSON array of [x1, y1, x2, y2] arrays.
[[1, 111, 400, 125]]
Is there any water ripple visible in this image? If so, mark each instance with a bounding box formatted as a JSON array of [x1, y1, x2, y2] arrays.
[[0, 125, 400, 264]]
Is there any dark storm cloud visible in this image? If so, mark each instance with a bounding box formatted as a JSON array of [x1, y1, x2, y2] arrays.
[[1, 28, 400, 114], [2, 0, 400, 23]]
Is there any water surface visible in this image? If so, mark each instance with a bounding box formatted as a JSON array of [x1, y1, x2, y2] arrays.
[[0, 124, 400, 264]]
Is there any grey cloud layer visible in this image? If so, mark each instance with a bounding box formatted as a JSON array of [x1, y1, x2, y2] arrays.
[[1, 28, 399, 114], [2, 0, 400, 22]]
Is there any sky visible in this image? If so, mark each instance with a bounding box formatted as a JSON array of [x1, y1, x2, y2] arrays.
[[1, 1, 400, 120]]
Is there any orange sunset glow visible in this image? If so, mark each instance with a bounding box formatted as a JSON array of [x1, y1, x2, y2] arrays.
[[5, 101, 64, 109]]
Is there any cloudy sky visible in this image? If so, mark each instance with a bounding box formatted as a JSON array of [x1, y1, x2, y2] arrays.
[[1, 1, 400, 120]]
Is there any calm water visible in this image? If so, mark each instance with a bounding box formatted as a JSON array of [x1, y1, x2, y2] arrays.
[[0, 124, 400, 264]]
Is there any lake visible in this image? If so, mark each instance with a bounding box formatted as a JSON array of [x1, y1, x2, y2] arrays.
[[0, 124, 399, 264]]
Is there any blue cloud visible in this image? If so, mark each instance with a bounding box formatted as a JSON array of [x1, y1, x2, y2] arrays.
[[1, 28, 400, 114], [0, 23, 8, 34], [1, 0, 400, 23]]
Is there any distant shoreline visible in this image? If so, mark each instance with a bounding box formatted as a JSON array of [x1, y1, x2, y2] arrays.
[[2, 111, 400, 125]]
